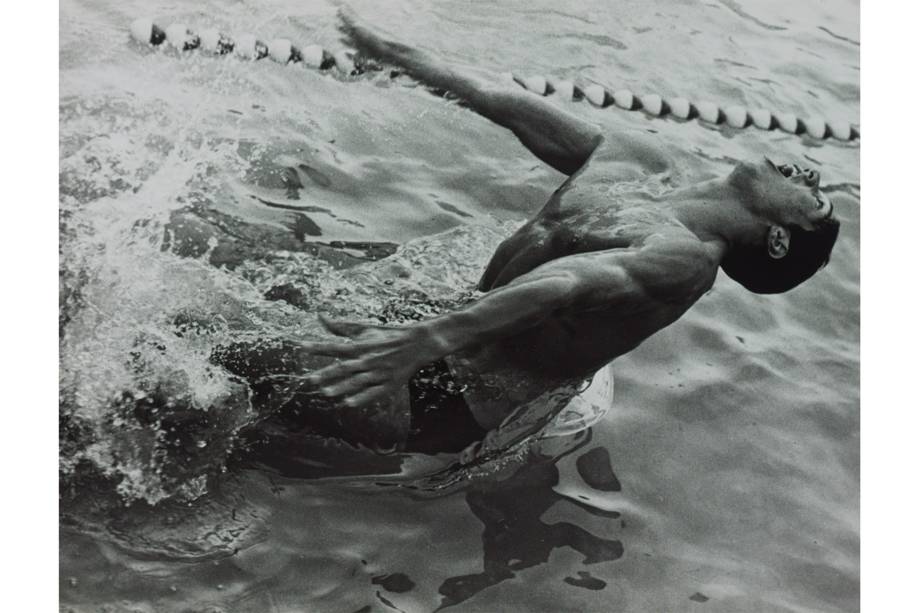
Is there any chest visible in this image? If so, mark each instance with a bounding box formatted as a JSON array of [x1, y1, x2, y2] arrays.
[[481, 186, 677, 290]]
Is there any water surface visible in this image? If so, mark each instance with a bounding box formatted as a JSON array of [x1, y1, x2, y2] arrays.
[[60, 0, 859, 611]]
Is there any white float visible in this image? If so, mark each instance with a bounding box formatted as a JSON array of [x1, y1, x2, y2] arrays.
[[751, 109, 773, 130], [697, 101, 721, 124], [724, 105, 749, 129], [667, 97, 692, 120], [583, 84, 607, 107], [639, 93, 663, 116], [126, 19, 858, 142]]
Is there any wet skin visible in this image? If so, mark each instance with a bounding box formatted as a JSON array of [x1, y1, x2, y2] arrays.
[[283, 11, 839, 432]]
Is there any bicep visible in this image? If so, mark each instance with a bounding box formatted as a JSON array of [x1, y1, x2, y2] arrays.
[[541, 241, 715, 310], [485, 89, 603, 175], [500, 103, 672, 179]]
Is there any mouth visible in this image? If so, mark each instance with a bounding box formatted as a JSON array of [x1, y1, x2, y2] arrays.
[[817, 192, 835, 218], [767, 157, 834, 218]]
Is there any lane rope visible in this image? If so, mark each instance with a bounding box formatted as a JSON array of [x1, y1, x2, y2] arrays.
[[129, 18, 859, 143]]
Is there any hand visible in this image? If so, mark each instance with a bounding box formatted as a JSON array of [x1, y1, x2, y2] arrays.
[[338, 7, 412, 66], [303, 315, 440, 409]]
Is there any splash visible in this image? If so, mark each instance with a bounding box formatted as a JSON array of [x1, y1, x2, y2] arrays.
[[59, 87, 523, 505], [59, 25, 592, 511]]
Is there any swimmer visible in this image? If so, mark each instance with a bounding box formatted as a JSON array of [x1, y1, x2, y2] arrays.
[[214, 10, 839, 454]]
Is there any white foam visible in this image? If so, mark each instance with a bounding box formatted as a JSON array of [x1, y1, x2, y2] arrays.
[[544, 366, 615, 437]]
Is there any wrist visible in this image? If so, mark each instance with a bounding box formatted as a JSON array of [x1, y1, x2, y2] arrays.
[[416, 318, 457, 362]]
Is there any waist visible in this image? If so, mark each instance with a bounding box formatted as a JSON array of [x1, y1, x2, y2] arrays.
[[444, 353, 579, 431], [405, 359, 487, 454]]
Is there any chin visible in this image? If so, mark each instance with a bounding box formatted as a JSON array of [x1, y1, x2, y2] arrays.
[[727, 160, 762, 190]]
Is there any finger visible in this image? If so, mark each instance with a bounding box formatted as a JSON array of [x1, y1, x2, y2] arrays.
[[337, 6, 366, 35], [342, 384, 393, 408], [318, 315, 369, 339], [300, 340, 360, 358], [308, 359, 368, 386], [337, 5, 358, 24], [336, 9, 384, 54], [322, 372, 390, 397], [337, 18, 359, 46]]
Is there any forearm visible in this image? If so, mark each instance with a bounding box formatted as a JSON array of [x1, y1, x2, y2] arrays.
[[302, 238, 707, 411], [341, 11, 602, 175], [397, 55, 602, 175], [419, 272, 579, 357], [406, 62, 602, 174]]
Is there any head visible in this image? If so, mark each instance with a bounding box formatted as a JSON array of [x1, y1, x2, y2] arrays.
[[721, 158, 840, 294]]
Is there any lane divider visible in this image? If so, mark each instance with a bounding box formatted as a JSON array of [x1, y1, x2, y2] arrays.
[[129, 18, 343, 71], [129, 18, 859, 142], [510, 74, 858, 142]]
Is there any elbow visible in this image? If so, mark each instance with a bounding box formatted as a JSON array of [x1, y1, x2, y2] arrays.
[[547, 273, 581, 309]]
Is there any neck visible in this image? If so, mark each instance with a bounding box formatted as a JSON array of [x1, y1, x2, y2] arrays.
[[662, 175, 764, 256]]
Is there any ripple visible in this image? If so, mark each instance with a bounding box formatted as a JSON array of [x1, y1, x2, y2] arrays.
[[713, 0, 787, 31]]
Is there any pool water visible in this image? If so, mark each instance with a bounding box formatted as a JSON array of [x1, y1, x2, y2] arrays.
[[59, 0, 859, 611]]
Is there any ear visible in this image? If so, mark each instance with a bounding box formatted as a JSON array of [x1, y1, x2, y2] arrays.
[[767, 225, 790, 259]]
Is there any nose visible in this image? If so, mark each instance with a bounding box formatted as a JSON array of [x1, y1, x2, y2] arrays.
[[805, 169, 820, 187]]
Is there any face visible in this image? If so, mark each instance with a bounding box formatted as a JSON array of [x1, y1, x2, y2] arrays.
[[755, 158, 835, 230]]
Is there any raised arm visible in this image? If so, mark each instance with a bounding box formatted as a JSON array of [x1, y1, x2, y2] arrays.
[[340, 9, 602, 175], [304, 236, 717, 408]]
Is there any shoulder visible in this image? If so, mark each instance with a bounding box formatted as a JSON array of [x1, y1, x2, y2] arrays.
[[585, 129, 674, 177], [557, 229, 718, 307], [564, 229, 717, 307], [623, 231, 720, 302]]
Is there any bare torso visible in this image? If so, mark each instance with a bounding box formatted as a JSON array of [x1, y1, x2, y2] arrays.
[[303, 16, 734, 439], [451, 146, 720, 427]]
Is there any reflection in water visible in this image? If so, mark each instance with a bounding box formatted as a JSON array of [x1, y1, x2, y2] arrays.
[[437, 438, 624, 610], [61, 425, 627, 612], [60, 473, 269, 562], [58, 101, 631, 605]]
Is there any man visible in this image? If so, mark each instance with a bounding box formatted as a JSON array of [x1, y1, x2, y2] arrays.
[[216, 12, 839, 457]]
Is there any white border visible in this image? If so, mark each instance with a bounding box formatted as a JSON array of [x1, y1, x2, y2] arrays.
[[3, 0, 908, 610], [1, 0, 60, 610], [862, 2, 920, 610]]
